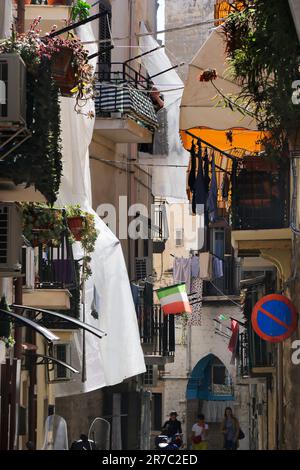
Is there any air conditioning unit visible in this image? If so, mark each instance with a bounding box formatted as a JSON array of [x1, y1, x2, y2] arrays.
[[0, 54, 26, 123], [0, 203, 22, 272], [134, 257, 151, 281]]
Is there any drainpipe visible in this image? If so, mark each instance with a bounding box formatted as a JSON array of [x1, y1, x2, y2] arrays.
[[127, 0, 134, 278]]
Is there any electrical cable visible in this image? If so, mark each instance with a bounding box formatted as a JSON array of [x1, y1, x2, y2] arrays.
[[136, 16, 229, 38], [82, 16, 229, 45], [208, 280, 242, 308]]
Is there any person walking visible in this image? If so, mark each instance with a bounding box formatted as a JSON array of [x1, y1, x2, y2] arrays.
[[191, 414, 209, 450], [221, 407, 240, 450], [162, 411, 182, 437]]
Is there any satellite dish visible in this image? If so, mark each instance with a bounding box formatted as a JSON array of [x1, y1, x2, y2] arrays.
[[42, 414, 68, 450], [88, 417, 110, 450]]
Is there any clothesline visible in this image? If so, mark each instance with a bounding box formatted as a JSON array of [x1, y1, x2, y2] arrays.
[[186, 130, 236, 167], [208, 281, 241, 307]]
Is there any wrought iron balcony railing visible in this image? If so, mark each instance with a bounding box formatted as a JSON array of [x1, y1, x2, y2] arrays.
[[95, 62, 159, 132], [238, 328, 276, 377], [138, 304, 175, 359], [22, 236, 80, 322], [231, 158, 290, 231], [203, 254, 240, 296]]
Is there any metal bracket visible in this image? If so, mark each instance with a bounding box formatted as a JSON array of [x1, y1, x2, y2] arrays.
[[0, 125, 31, 160]]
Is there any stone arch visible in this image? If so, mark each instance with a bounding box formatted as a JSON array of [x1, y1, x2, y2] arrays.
[[186, 354, 235, 450], [187, 353, 234, 402]]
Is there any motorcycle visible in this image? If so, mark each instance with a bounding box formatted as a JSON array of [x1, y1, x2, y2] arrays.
[[154, 433, 183, 450]]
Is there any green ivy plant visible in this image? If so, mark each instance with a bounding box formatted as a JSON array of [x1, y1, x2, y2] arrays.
[[21, 203, 67, 247], [222, 0, 300, 157], [0, 61, 62, 204], [21, 203, 98, 280]]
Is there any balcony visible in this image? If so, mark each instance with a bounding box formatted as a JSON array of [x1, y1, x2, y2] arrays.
[[152, 201, 169, 254], [203, 254, 240, 297], [22, 241, 80, 319], [138, 304, 175, 365], [238, 277, 276, 377], [231, 157, 290, 231], [23, 2, 72, 35], [94, 63, 158, 143], [231, 158, 292, 271], [238, 330, 276, 378]]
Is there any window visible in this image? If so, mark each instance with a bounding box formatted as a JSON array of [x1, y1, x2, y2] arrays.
[[53, 343, 71, 381], [143, 365, 154, 386], [175, 228, 184, 247], [211, 364, 232, 395]]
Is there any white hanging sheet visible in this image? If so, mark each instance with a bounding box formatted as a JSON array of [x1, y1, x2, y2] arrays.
[[0, 0, 12, 39], [54, 24, 145, 397], [139, 23, 189, 200]]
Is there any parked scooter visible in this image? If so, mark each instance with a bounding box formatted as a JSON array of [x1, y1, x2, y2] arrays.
[[155, 433, 183, 450]]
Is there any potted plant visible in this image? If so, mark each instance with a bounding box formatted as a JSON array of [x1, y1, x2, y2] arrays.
[[66, 205, 85, 241], [66, 205, 98, 279], [48, 1, 68, 5], [50, 46, 77, 97], [47, 28, 95, 109], [21, 203, 67, 247], [13, 0, 31, 5], [71, 0, 91, 22]]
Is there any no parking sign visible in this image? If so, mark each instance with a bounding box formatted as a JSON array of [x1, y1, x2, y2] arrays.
[[251, 294, 298, 343]]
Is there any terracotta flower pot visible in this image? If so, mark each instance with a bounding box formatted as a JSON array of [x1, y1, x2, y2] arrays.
[[51, 47, 77, 97], [47, 0, 67, 5], [67, 216, 84, 241]]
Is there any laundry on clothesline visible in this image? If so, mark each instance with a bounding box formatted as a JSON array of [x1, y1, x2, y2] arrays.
[[212, 256, 223, 279], [173, 257, 192, 293], [172, 252, 224, 284]]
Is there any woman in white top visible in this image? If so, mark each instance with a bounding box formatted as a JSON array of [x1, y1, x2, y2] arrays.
[[191, 414, 209, 450]]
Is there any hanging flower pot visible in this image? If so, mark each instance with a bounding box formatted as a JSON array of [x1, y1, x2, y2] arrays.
[[67, 215, 84, 241], [13, 0, 31, 4], [51, 47, 77, 97], [47, 0, 67, 5]]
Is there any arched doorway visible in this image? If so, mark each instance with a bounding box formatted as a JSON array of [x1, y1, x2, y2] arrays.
[[186, 354, 234, 450]]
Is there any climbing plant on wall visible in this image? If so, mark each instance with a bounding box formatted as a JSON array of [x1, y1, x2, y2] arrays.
[[222, 0, 300, 156]]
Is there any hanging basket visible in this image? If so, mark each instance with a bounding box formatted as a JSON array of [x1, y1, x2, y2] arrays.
[[51, 47, 77, 97], [67, 216, 84, 241]]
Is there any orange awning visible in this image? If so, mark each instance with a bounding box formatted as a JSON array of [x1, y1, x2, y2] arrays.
[[180, 128, 266, 154], [179, 27, 268, 156]]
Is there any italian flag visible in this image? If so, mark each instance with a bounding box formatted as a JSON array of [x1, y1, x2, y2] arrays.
[[156, 283, 192, 316]]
